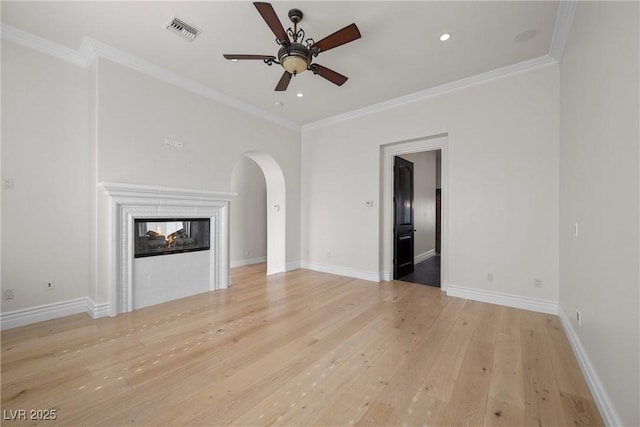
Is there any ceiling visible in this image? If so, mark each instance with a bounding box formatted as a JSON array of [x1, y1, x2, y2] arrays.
[[1, 1, 559, 126]]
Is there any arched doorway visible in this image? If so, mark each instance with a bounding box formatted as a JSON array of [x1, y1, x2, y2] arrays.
[[230, 151, 286, 276]]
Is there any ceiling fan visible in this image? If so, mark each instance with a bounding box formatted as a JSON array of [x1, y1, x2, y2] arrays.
[[223, 2, 361, 91]]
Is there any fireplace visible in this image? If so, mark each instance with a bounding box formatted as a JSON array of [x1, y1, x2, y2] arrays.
[[99, 182, 235, 316], [134, 218, 210, 258]]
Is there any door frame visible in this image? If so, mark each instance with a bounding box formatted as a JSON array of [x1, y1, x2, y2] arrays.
[[380, 134, 449, 288]]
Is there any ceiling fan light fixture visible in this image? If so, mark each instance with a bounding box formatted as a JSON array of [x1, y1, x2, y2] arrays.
[[223, 3, 361, 91], [278, 43, 312, 75], [282, 55, 309, 74]]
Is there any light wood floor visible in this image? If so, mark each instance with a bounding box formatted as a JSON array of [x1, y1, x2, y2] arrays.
[[1, 264, 602, 426]]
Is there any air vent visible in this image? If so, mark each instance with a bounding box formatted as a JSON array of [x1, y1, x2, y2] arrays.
[[165, 17, 201, 42]]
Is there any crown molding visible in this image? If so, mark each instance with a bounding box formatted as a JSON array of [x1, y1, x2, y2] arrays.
[[3, 2, 574, 135], [549, 1, 578, 62], [302, 54, 557, 131], [1, 24, 300, 131], [0, 23, 87, 67], [79, 37, 300, 131]]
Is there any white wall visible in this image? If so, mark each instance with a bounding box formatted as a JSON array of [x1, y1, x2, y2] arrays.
[[302, 65, 560, 303], [1, 40, 90, 312], [230, 156, 267, 266], [1, 41, 301, 315], [93, 58, 301, 302], [559, 2, 639, 425], [400, 151, 437, 261]]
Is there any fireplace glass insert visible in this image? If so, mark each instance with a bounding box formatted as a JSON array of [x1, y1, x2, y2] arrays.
[[134, 218, 210, 258]]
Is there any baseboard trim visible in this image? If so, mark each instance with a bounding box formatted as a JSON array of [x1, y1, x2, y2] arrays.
[[230, 256, 267, 268], [1, 298, 87, 330], [86, 298, 110, 319], [446, 284, 558, 314], [285, 260, 301, 272], [558, 307, 621, 427], [415, 249, 435, 264], [0, 297, 112, 330], [301, 261, 381, 283], [440, 281, 449, 292]]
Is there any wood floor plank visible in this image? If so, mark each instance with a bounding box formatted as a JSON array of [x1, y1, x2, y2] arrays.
[[559, 391, 604, 426], [232, 314, 399, 426], [438, 301, 499, 426], [521, 311, 570, 427], [484, 397, 526, 426], [356, 296, 465, 426], [544, 315, 596, 400], [400, 386, 447, 427], [488, 306, 525, 409], [423, 299, 481, 403], [0, 265, 603, 426]]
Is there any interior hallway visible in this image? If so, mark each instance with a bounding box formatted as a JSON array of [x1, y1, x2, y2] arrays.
[[398, 255, 441, 288]]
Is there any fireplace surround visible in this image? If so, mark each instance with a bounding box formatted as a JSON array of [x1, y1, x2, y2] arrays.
[[99, 182, 235, 316]]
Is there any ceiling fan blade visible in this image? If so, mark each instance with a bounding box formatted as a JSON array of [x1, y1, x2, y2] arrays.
[[254, 2, 290, 44], [223, 54, 276, 61], [311, 23, 361, 53], [275, 71, 292, 91], [311, 64, 348, 86]]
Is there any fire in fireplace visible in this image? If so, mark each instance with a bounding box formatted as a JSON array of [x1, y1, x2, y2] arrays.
[[134, 218, 210, 258]]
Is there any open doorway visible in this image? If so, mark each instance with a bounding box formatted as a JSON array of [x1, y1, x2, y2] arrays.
[[393, 150, 442, 287], [381, 135, 448, 289], [229, 151, 287, 276], [230, 157, 267, 268]]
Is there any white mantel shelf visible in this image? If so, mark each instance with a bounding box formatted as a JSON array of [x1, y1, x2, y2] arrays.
[[98, 182, 236, 202]]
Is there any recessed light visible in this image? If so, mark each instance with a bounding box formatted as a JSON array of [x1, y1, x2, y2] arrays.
[[274, 101, 284, 107], [439, 33, 451, 41], [231, 59, 238, 62], [297, 93, 304, 98]]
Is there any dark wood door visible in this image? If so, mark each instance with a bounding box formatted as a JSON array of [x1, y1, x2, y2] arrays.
[[393, 156, 415, 279], [435, 188, 441, 254]]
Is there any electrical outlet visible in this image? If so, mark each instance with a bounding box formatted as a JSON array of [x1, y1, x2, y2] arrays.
[[486, 273, 494, 282], [3, 289, 15, 300], [45, 280, 55, 291], [534, 278, 542, 288], [576, 308, 582, 326]]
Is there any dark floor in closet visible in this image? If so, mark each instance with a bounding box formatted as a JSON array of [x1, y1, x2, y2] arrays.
[[398, 255, 441, 288]]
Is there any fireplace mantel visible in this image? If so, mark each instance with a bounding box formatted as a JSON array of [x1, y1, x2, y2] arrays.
[[98, 182, 235, 316]]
